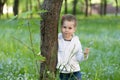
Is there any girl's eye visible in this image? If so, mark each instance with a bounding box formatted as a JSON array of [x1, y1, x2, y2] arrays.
[[63, 26, 66, 28], [69, 27, 72, 29]]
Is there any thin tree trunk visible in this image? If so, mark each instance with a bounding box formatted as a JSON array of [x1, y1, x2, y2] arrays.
[[64, 0, 67, 14], [6, 0, 9, 18], [103, 0, 107, 15], [37, 0, 41, 9], [26, 0, 28, 11], [13, 0, 19, 16], [115, 0, 118, 16], [100, 0, 104, 16], [85, 0, 88, 16], [72, 0, 77, 15], [89, 0, 92, 15], [40, 0, 63, 80]]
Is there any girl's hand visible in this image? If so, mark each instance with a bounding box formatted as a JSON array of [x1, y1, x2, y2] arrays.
[[84, 48, 90, 58], [84, 48, 90, 55]]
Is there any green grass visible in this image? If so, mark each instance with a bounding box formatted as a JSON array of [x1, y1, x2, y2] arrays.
[[0, 19, 41, 80], [0, 16, 120, 80], [76, 16, 120, 80]]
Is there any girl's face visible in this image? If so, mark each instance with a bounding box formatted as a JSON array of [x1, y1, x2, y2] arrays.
[[61, 20, 76, 40]]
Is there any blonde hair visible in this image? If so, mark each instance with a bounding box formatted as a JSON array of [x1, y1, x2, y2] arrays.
[[61, 14, 77, 27]]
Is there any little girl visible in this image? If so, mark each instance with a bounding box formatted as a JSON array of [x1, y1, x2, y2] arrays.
[[56, 14, 89, 80]]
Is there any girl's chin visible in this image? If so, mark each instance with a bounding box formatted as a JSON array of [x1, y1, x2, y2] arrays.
[[64, 36, 71, 39], [63, 34, 71, 38], [64, 35, 70, 37]]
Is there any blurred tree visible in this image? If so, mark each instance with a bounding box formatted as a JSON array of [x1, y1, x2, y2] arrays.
[[100, 0, 107, 16], [0, 0, 7, 17], [115, 0, 118, 16], [13, 0, 19, 16], [100, 0, 104, 15], [64, 0, 68, 14], [89, 0, 92, 15], [26, 0, 28, 11], [40, 0, 63, 80], [72, 0, 78, 15], [85, 0, 88, 16], [103, 0, 107, 15], [37, 0, 40, 9], [6, 0, 9, 18]]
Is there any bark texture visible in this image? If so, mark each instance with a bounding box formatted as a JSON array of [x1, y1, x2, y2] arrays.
[[40, 0, 63, 80], [13, 0, 19, 16]]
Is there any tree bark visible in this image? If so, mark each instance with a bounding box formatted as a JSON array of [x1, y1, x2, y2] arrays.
[[85, 0, 88, 17], [6, 0, 9, 18], [37, 0, 41, 9], [13, 0, 19, 16], [72, 0, 78, 15], [89, 0, 92, 15], [64, 0, 68, 14], [115, 0, 118, 16], [103, 0, 107, 15], [26, 0, 28, 11], [40, 0, 63, 80], [100, 0, 107, 16]]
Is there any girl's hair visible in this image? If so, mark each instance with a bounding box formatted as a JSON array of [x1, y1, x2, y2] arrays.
[[61, 14, 77, 27]]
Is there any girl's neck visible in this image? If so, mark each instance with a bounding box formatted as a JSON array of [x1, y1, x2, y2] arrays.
[[63, 35, 73, 41]]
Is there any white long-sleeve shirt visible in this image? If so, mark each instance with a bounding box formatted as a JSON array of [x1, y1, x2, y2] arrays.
[[56, 33, 87, 73]]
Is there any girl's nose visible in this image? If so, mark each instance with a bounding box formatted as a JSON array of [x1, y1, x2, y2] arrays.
[[65, 28, 69, 32]]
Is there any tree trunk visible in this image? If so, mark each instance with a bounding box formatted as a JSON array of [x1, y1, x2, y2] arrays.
[[13, 0, 19, 16], [100, 0, 104, 16], [89, 0, 92, 15], [0, 0, 6, 17], [26, 0, 28, 11], [72, 0, 78, 15], [100, 0, 103, 16], [64, 0, 68, 14], [40, 0, 63, 80], [85, 0, 88, 17], [115, 0, 118, 16], [37, 0, 41, 9], [6, 1, 9, 18], [103, 0, 107, 15]]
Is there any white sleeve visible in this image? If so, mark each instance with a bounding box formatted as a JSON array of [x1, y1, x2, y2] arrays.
[[75, 37, 88, 62], [76, 41, 84, 62]]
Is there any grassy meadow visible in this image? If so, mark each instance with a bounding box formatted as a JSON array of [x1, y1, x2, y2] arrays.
[[0, 16, 120, 80]]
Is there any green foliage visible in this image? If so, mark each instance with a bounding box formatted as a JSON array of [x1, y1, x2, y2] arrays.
[[0, 18, 44, 80]]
